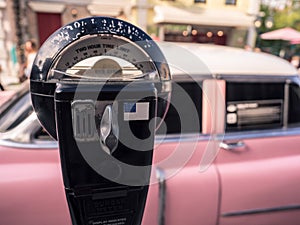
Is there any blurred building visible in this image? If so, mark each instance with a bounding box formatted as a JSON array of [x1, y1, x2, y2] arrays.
[[0, 0, 259, 79], [20, 0, 130, 46], [0, 0, 14, 80], [0, 1, 6, 73], [132, 0, 260, 47], [1, 0, 131, 79], [12, 0, 260, 49]]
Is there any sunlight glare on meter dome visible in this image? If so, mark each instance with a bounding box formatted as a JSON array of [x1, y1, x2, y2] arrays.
[[66, 56, 145, 81], [84, 58, 123, 78]]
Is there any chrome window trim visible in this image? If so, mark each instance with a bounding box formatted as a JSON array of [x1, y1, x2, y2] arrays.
[[217, 74, 299, 83], [283, 81, 290, 128], [0, 139, 58, 149], [155, 127, 300, 144], [221, 127, 300, 141], [155, 133, 211, 144], [2, 127, 300, 149]]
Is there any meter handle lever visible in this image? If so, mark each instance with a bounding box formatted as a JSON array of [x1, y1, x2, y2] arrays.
[[100, 105, 119, 154]]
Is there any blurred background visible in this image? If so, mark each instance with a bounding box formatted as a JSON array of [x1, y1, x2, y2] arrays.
[[0, 0, 299, 86]]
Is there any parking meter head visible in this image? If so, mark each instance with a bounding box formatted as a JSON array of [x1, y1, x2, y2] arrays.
[[30, 16, 171, 139]]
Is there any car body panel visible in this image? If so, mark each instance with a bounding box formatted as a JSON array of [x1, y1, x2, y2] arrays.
[[0, 145, 71, 225], [217, 135, 300, 225], [143, 139, 220, 225], [0, 137, 219, 225]]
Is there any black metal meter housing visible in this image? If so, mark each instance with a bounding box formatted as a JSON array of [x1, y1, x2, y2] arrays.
[[30, 17, 171, 225]]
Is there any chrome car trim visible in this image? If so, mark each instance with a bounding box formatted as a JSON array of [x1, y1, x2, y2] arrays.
[[155, 127, 300, 144], [219, 141, 245, 151], [222, 204, 300, 217], [217, 74, 299, 82], [155, 133, 211, 144], [0, 139, 58, 149], [221, 127, 300, 141], [283, 82, 290, 128], [156, 167, 166, 225]]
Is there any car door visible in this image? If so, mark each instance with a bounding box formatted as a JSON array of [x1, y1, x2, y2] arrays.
[[142, 79, 220, 225], [216, 78, 300, 225]]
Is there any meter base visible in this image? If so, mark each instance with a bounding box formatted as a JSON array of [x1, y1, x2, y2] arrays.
[[66, 186, 148, 225]]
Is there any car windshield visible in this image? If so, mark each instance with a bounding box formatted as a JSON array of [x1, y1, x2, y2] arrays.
[[0, 87, 33, 133]]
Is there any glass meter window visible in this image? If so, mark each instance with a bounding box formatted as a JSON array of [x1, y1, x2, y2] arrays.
[[48, 35, 160, 83], [65, 56, 146, 81]]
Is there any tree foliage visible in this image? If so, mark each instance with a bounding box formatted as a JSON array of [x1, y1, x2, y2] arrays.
[[273, 7, 300, 30], [260, 1, 300, 30], [257, 1, 300, 57]]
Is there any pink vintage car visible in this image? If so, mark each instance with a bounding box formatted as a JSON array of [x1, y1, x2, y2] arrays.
[[1, 42, 300, 225]]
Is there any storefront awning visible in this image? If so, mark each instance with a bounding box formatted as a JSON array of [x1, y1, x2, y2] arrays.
[[154, 5, 255, 28], [28, 2, 65, 13], [87, 0, 125, 17]]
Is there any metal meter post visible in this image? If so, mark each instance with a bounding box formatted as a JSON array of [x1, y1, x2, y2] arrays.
[[30, 17, 171, 225]]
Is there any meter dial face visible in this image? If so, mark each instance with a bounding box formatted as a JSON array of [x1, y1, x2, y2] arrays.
[[49, 35, 158, 82]]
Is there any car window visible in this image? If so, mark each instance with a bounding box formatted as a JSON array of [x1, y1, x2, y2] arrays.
[[225, 81, 300, 132], [0, 92, 33, 132], [156, 80, 202, 135]]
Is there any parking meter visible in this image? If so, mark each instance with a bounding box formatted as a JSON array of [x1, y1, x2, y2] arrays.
[[30, 17, 171, 225]]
